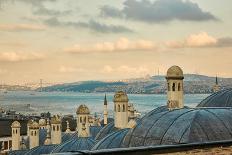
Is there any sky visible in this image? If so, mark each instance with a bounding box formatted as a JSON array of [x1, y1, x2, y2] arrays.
[[0, 0, 232, 85]]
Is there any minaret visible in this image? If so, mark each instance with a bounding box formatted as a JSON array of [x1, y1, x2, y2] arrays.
[[114, 91, 129, 129], [11, 121, 21, 150], [29, 122, 39, 149], [44, 119, 52, 145], [213, 75, 220, 93], [51, 115, 62, 144], [103, 94, 108, 126], [166, 65, 184, 110], [76, 105, 90, 137], [65, 121, 71, 133]]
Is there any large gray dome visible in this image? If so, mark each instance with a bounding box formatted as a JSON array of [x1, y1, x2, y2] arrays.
[[51, 137, 95, 153], [122, 108, 232, 147], [25, 145, 56, 155], [197, 89, 232, 107], [95, 121, 118, 140], [90, 126, 103, 138], [92, 128, 129, 150]]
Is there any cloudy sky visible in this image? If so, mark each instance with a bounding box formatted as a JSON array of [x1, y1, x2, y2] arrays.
[[0, 0, 232, 85]]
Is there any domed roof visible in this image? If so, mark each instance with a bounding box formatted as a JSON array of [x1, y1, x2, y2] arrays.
[[62, 132, 77, 143], [113, 91, 129, 102], [51, 137, 95, 153], [29, 122, 39, 129], [39, 119, 46, 126], [11, 121, 21, 128], [92, 128, 129, 150], [51, 115, 61, 124], [122, 107, 232, 147], [95, 121, 118, 141], [197, 89, 232, 107], [24, 145, 56, 155], [90, 126, 103, 138], [27, 119, 33, 126], [166, 65, 184, 79], [76, 104, 90, 115]]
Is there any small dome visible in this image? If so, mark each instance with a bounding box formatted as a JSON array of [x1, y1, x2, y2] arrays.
[[197, 89, 232, 107], [39, 119, 46, 126], [51, 115, 61, 124], [113, 91, 129, 102], [51, 137, 95, 153], [29, 122, 39, 129], [27, 119, 33, 126], [166, 65, 184, 79], [11, 121, 21, 128], [76, 105, 90, 115], [92, 128, 129, 150], [122, 108, 232, 147]]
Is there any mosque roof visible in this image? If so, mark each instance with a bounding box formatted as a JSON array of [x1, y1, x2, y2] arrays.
[[122, 107, 232, 147], [90, 126, 103, 138], [113, 91, 129, 102], [197, 88, 232, 107], [24, 145, 56, 155], [76, 105, 90, 115], [92, 128, 129, 150], [51, 137, 95, 153], [95, 121, 118, 141], [166, 65, 184, 79]]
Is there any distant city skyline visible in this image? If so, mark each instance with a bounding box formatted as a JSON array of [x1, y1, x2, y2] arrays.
[[0, 0, 232, 84]]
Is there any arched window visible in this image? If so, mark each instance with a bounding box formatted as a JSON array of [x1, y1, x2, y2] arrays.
[[13, 129, 15, 134], [31, 131, 33, 136], [34, 131, 36, 136], [123, 104, 125, 112], [80, 117, 82, 123], [172, 83, 175, 91], [15, 129, 17, 134], [57, 125, 59, 131], [118, 105, 120, 112], [178, 83, 181, 91], [53, 125, 55, 131], [84, 117, 86, 123], [168, 83, 170, 91]]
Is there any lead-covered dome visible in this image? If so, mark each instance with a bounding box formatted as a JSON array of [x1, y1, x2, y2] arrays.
[[122, 108, 232, 147], [166, 65, 184, 79], [92, 128, 129, 150], [76, 104, 90, 115], [197, 89, 232, 107], [51, 137, 95, 153], [113, 91, 129, 102]]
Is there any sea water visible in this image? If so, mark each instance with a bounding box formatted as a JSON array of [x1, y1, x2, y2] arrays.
[[0, 91, 210, 117]]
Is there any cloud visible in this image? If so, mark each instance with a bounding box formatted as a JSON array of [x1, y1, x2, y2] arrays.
[[44, 17, 132, 33], [0, 24, 46, 31], [64, 37, 157, 53], [0, 52, 44, 62], [166, 32, 232, 48], [59, 66, 84, 73], [100, 0, 217, 23], [33, 6, 71, 16]]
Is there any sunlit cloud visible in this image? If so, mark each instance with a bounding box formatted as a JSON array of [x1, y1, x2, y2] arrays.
[[166, 32, 232, 48], [0, 52, 44, 62], [64, 37, 158, 53], [0, 24, 46, 31]]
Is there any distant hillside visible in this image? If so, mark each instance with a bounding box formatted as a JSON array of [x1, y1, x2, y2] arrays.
[[41, 74, 232, 94]]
